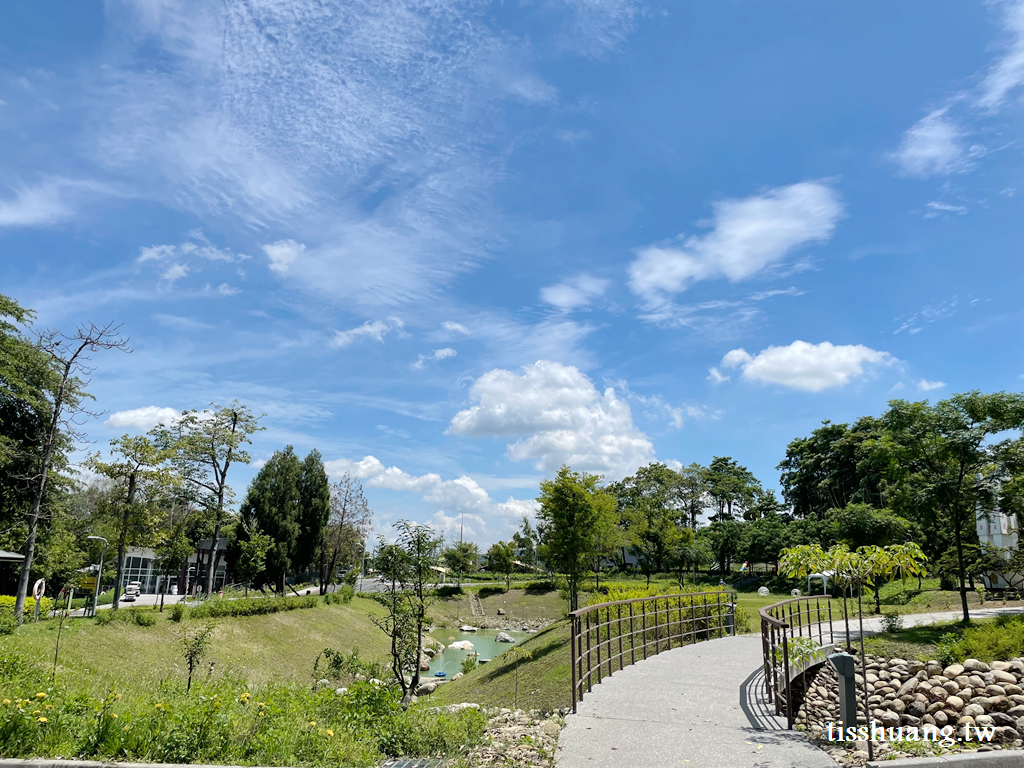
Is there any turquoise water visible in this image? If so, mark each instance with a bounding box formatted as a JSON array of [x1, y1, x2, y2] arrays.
[[426, 628, 531, 676]]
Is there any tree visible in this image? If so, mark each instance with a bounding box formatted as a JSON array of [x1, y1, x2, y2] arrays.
[[318, 473, 372, 594], [511, 517, 538, 569], [537, 467, 603, 612], [609, 463, 685, 583], [13, 320, 129, 623], [87, 434, 172, 610], [155, 524, 193, 610], [703, 519, 745, 575], [442, 541, 479, 586], [777, 418, 884, 519], [746, 488, 788, 522], [486, 541, 516, 591], [742, 513, 788, 571], [669, 528, 712, 587], [235, 521, 272, 598], [238, 447, 302, 592], [295, 449, 330, 577], [591, 493, 626, 587], [705, 456, 760, 521], [153, 402, 262, 597], [370, 540, 419, 700], [878, 392, 1024, 622], [677, 463, 709, 528]]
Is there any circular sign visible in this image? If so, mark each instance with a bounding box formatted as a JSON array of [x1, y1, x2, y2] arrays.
[[32, 579, 45, 601]]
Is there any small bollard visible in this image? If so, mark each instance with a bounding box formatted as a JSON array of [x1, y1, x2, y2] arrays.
[[828, 651, 858, 738], [726, 603, 736, 636]]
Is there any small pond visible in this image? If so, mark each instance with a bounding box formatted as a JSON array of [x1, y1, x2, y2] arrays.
[[426, 627, 531, 677]]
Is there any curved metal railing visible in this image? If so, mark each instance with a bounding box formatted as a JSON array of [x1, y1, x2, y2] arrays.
[[759, 595, 840, 728], [569, 590, 737, 712]]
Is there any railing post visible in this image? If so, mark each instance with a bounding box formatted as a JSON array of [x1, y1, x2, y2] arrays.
[[571, 614, 578, 713], [617, 604, 624, 671], [629, 601, 635, 665], [596, 608, 603, 684], [782, 625, 793, 728], [642, 599, 647, 659], [586, 611, 593, 694], [653, 596, 660, 654]]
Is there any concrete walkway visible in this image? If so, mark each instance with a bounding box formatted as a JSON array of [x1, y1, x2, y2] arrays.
[[556, 606, 1024, 768]]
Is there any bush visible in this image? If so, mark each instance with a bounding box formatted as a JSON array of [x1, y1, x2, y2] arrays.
[[0, 596, 53, 618], [460, 655, 478, 675], [523, 580, 555, 593], [188, 595, 319, 620], [881, 611, 904, 633], [323, 586, 354, 606], [0, 614, 16, 635], [168, 603, 187, 622], [935, 615, 1024, 664], [432, 585, 464, 598], [477, 586, 504, 598], [339, 585, 354, 604]]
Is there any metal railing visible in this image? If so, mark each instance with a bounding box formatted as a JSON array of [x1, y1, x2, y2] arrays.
[[569, 590, 736, 712], [759, 595, 840, 728]]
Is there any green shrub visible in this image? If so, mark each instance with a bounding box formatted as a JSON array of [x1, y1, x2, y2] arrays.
[[523, 580, 555, 593], [188, 595, 319, 620], [477, 586, 504, 598], [339, 585, 354, 604], [460, 655, 478, 675], [0, 596, 53, 617], [0, 614, 16, 635], [168, 603, 187, 622], [881, 611, 904, 633]]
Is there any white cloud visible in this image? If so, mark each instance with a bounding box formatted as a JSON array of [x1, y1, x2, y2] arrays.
[[262, 239, 305, 274], [443, 322, 470, 334], [925, 201, 968, 217], [720, 341, 897, 392], [0, 177, 110, 228], [217, 283, 241, 296], [628, 182, 843, 309], [330, 317, 404, 348], [447, 360, 653, 479], [890, 109, 971, 177], [707, 367, 730, 384], [161, 263, 189, 285], [323, 455, 537, 539], [917, 379, 946, 391], [540, 274, 610, 310], [411, 348, 458, 370], [106, 406, 181, 430], [978, 0, 1024, 109]]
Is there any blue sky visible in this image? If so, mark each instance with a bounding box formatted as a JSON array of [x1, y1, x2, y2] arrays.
[[2, 0, 1022, 544]]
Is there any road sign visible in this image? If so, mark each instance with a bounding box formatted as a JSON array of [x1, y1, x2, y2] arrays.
[[80, 575, 97, 590]]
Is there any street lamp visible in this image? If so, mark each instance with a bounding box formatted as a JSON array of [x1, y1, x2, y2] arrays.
[[86, 536, 108, 617]]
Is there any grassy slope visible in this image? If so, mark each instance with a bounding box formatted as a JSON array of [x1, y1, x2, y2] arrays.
[[430, 620, 572, 712], [4, 597, 391, 693]]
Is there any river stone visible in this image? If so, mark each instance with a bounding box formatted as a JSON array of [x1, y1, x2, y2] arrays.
[[994, 726, 1019, 743], [927, 701, 945, 714], [451, 672, 463, 680], [926, 662, 944, 676], [990, 711, 1017, 728], [416, 681, 437, 695], [1007, 684, 1023, 695], [993, 670, 1017, 685], [495, 632, 516, 643], [898, 679, 918, 697], [933, 711, 949, 727], [965, 659, 991, 673], [448, 640, 475, 650], [964, 703, 986, 718], [1009, 705, 1024, 717], [943, 680, 960, 694], [946, 696, 965, 711], [969, 674, 987, 688], [890, 699, 906, 714], [990, 696, 1012, 712], [459, 625, 478, 632], [881, 710, 901, 727], [944, 664, 966, 678], [907, 700, 927, 718], [908, 661, 925, 674], [956, 675, 971, 688], [992, 661, 1013, 672], [928, 687, 948, 702], [976, 714, 995, 727]]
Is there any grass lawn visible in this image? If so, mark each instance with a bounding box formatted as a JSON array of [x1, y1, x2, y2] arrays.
[[863, 621, 963, 661], [4, 597, 392, 694]]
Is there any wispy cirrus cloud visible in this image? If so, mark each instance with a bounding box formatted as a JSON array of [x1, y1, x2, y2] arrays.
[[330, 317, 406, 349], [0, 177, 114, 228]]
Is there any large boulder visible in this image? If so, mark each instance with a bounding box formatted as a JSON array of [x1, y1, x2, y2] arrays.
[[964, 659, 991, 673], [459, 625, 478, 632], [495, 632, 516, 643], [416, 681, 437, 696], [448, 640, 475, 650]]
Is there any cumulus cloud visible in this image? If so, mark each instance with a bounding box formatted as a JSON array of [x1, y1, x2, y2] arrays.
[[720, 341, 897, 392], [917, 379, 946, 391], [540, 274, 610, 310], [323, 455, 538, 538], [447, 360, 653, 478], [628, 182, 843, 310], [161, 263, 189, 285], [106, 406, 181, 430], [330, 317, 404, 348], [411, 348, 457, 370], [262, 239, 306, 274]]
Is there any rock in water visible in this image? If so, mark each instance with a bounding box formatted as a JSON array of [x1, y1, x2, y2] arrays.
[[449, 640, 475, 650], [460, 625, 478, 632], [495, 632, 516, 643]]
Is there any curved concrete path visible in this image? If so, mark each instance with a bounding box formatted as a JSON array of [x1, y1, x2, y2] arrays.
[[556, 606, 1024, 768]]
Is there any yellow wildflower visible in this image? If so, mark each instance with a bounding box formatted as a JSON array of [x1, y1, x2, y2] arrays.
[[35, 693, 46, 700], [155, 703, 164, 710], [123, 725, 130, 732], [2, 699, 10, 705], [258, 712, 265, 718], [110, 713, 118, 719], [257, 702, 266, 708], [309, 721, 316, 727], [45, 705, 52, 710], [32, 710, 40, 715], [37, 717, 47, 724], [115, 693, 122, 700], [325, 729, 334, 738]]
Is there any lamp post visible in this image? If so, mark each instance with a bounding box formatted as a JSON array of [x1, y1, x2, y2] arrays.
[[86, 536, 108, 617]]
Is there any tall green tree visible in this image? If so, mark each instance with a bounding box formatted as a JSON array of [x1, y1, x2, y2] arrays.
[[153, 402, 263, 596], [705, 457, 760, 521], [485, 541, 516, 591], [88, 434, 174, 609], [878, 392, 1024, 622], [537, 466, 604, 611], [393, 520, 441, 701], [511, 517, 538, 568], [742, 513, 788, 571], [295, 449, 330, 576], [703, 519, 746, 575], [238, 446, 302, 592], [318, 473, 372, 593], [442, 541, 479, 585]]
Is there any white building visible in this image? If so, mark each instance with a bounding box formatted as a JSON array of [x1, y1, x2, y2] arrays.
[[977, 505, 1020, 588]]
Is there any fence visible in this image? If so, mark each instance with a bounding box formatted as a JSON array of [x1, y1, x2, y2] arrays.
[[569, 590, 736, 712], [759, 595, 842, 728]]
